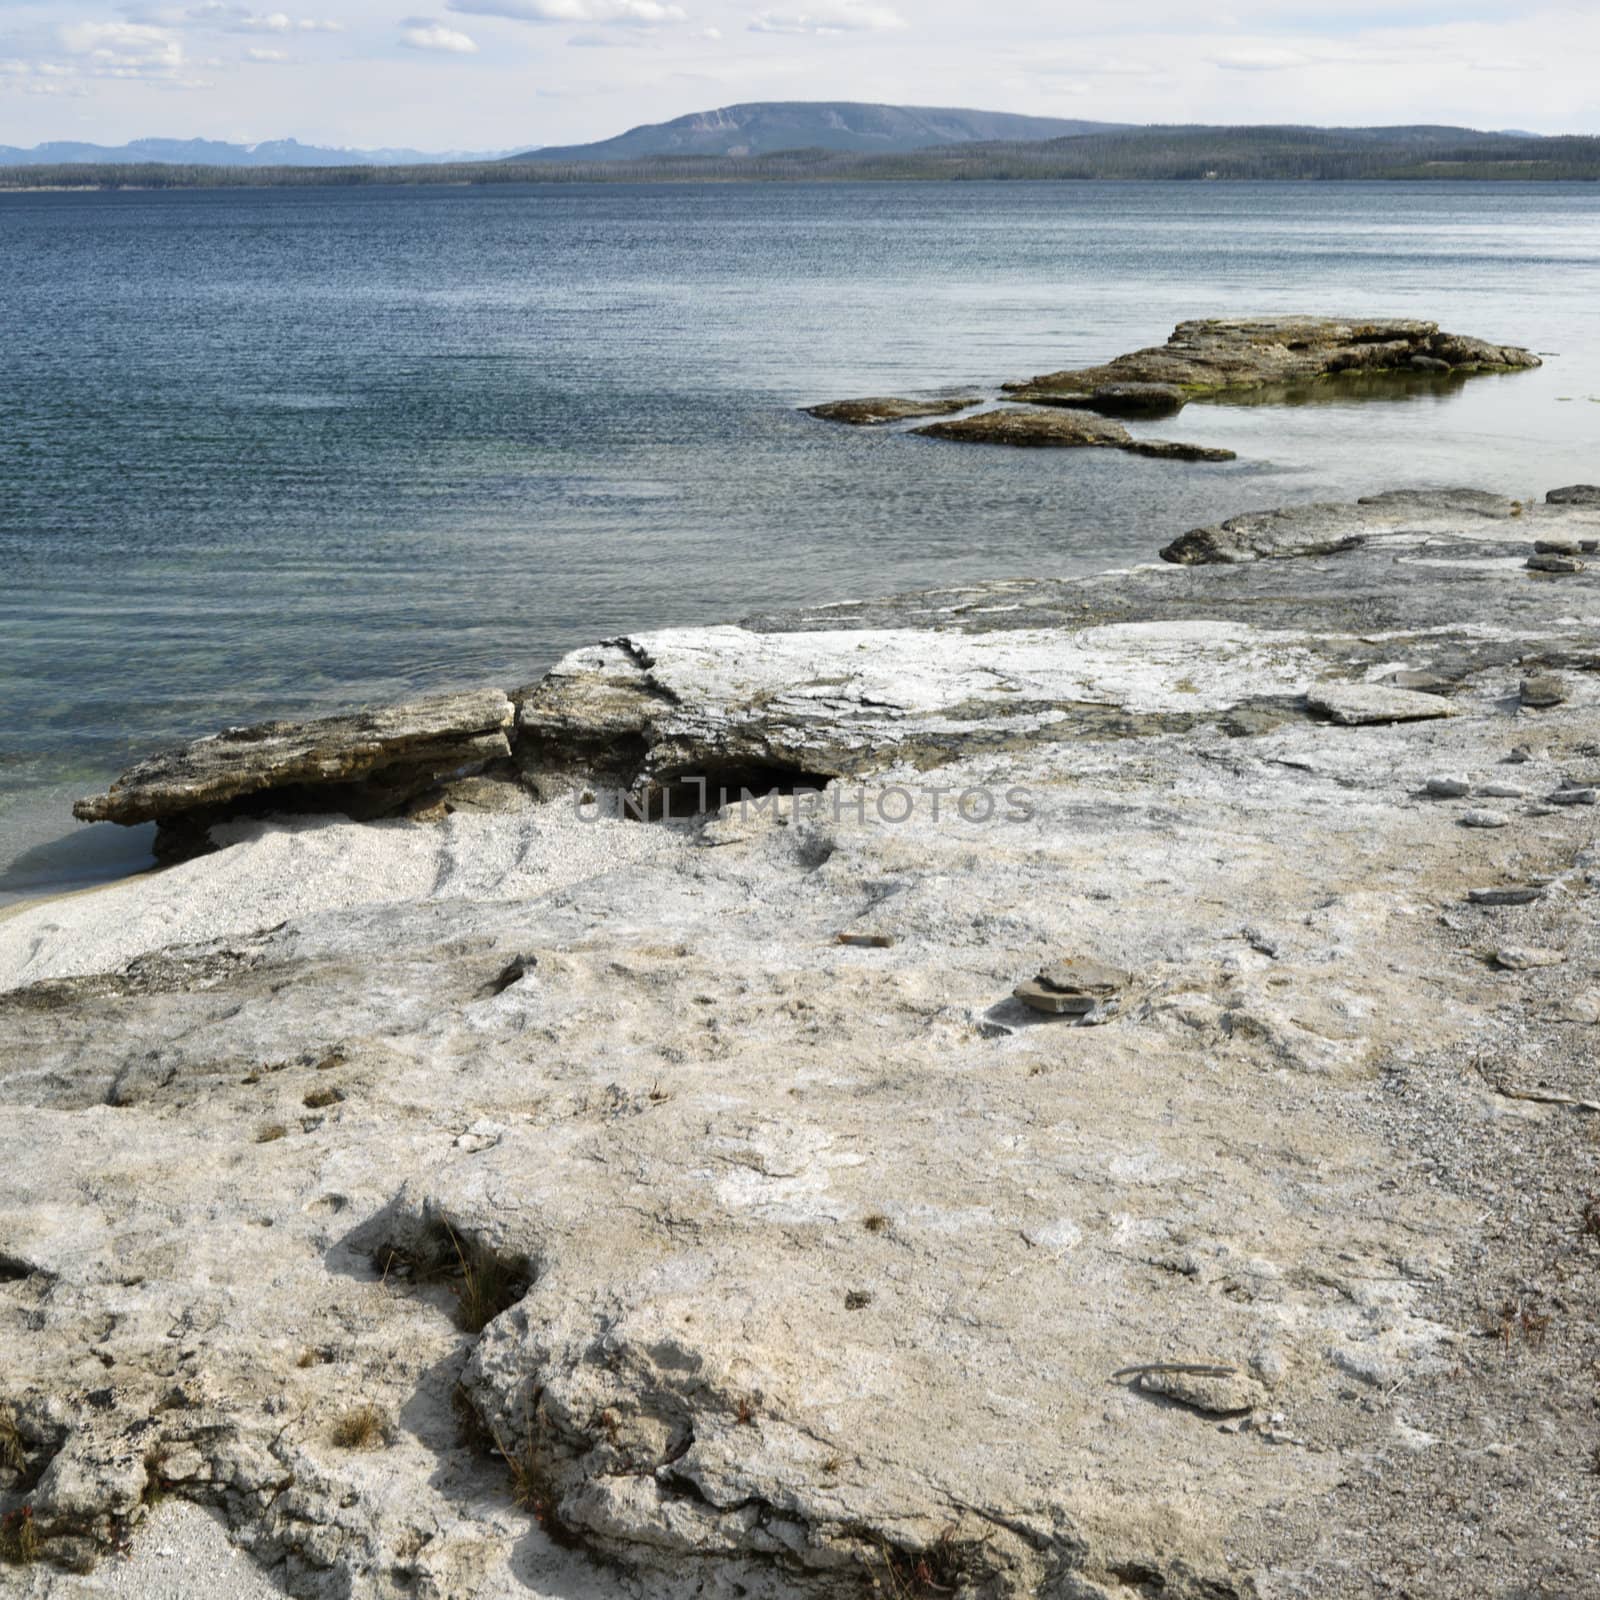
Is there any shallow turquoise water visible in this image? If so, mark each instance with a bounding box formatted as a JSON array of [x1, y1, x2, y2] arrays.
[[2, 180, 1598, 900]]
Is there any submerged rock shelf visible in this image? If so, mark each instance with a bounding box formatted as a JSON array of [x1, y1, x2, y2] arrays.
[[5, 485, 1600, 1598]]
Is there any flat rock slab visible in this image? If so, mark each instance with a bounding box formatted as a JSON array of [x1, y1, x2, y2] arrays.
[[1006, 316, 1540, 404], [1548, 485, 1600, 506], [1163, 487, 1523, 566], [912, 406, 1235, 461], [803, 396, 981, 426], [1308, 684, 1460, 726], [73, 689, 516, 830], [1039, 956, 1130, 996]]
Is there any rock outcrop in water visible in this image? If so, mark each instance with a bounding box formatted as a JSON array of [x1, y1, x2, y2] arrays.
[[802, 396, 981, 425], [803, 318, 1540, 459], [911, 406, 1236, 459], [1005, 316, 1541, 410], [7, 488, 1600, 1599]]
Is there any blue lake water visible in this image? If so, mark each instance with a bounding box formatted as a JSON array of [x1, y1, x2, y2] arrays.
[[2, 179, 1598, 902]]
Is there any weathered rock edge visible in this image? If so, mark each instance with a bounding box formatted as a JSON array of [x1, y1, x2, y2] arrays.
[[66, 487, 1592, 852], [72, 690, 516, 858]]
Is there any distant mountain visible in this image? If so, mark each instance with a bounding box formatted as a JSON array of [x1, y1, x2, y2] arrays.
[[510, 102, 1128, 162], [0, 137, 511, 168]]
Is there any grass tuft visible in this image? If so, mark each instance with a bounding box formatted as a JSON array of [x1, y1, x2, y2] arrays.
[[491, 1422, 580, 1548], [451, 1231, 528, 1334], [872, 1527, 980, 1598], [0, 1506, 40, 1565], [0, 1408, 23, 1475], [330, 1405, 390, 1451], [142, 1445, 172, 1506]]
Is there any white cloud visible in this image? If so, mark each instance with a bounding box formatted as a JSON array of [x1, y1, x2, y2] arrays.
[[1210, 47, 1312, 72], [447, 0, 687, 24], [401, 21, 480, 53], [142, 4, 344, 32], [245, 45, 289, 61], [748, 2, 905, 35], [60, 22, 186, 71]]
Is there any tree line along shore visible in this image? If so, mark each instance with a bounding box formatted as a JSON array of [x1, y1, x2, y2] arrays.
[[3, 125, 1598, 190]]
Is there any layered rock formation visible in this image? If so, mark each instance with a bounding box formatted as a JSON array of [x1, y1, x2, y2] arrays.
[[72, 690, 517, 861], [5, 490, 1600, 1599], [1005, 317, 1540, 410]]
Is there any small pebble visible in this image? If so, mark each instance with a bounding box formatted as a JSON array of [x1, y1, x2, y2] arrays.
[[1520, 675, 1568, 709], [1459, 809, 1511, 829], [1424, 775, 1471, 798], [1494, 947, 1566, 971], [1547, 788, 1598, 806], [1477, 783, 1526, 799], [1505, 745, 1536, 764], [1527, 554, 1585, 573]]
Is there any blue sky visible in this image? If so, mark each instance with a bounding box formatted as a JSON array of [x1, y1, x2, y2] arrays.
[[0, 2, 1590, 150]]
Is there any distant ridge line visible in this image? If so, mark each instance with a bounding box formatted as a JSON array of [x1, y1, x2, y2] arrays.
[[2, 121, 1595, 188]]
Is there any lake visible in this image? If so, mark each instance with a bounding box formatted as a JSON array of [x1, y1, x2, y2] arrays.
[[2, 179, 1598, 902]]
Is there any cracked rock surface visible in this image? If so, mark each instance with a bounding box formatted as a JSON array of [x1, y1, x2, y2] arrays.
[[4, 490, 1600, 1599]]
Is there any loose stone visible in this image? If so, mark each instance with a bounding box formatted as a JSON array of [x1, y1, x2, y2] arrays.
[[1468, 885, 1546, 905], [1494, 947, 1566, 971], [1134, 1368, 1262, 1418], [1459, 810, 1511, 829], [1015, 954, 1130, 1017], [1308, 685, 1458, 726], [1547, 787, 1598, 806], [1014, 980, 1097, 1015], [1425, 775, 1471, 798], [1520, 676, 1568, 708], [1527, 554, 1585, 573]]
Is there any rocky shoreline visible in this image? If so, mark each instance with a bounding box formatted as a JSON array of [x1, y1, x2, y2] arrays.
[[4, 484, 1600, 1598]]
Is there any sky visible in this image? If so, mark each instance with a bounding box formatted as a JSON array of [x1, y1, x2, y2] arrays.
[[0, 1, 1593, 152]]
